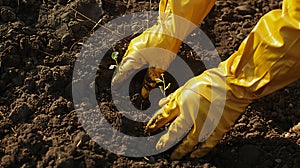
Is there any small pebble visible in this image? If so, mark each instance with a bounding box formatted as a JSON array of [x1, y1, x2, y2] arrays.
[[234, 5, 256, 15], [284, 132, 290, 138], [296, 139, 300, 145], [48, 39, 60, 51], [291, 122, 300, 133], [275, 158, 282, 163]]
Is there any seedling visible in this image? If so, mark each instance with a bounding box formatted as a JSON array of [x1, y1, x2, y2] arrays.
[[155, 73, 171, 97], [109, 51, 119, 69]]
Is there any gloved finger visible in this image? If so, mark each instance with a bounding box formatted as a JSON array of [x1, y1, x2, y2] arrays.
[[141, 67, 165, 99], [158, 87, 183, 107], [145, 99, 180, 133], [154, 90, 202, 159], [168, 92, 209, 160], [145, 86, 184, 132], [189, 146, 213, 159], [158, 93, 174, 107], [158, 97, 170, 107], [155, 110, 194, 153], [111, 54, 146, 90]]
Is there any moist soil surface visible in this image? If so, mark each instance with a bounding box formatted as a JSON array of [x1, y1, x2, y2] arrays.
[[1, 0, 300, 167]]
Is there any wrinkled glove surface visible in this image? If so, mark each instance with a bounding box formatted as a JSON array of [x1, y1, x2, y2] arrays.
[[146, 0, 300, 160], [111, 0, 216, 98]]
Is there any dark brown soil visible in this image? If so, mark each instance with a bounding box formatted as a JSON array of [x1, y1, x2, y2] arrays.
[[0, 0, 299, 167]]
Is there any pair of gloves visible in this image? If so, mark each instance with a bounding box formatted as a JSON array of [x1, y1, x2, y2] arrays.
[[112, 0, 300, 160]]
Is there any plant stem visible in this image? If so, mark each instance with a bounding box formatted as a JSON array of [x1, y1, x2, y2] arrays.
[[161, 74, 166, 97], [115, 59, 119, 68]]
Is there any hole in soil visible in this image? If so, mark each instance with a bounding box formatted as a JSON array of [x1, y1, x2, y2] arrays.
[[129, 68, 179, 111], [96, 61, 180, 137], [95, 37, 208, 137]]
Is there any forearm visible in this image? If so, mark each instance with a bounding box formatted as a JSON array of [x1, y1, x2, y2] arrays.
[[120, 0, 216, 99], [123, 0, 216, 69]]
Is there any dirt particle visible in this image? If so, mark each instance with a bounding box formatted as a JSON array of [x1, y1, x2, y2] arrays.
[[235, 5, 256, 15], [275, 158, 282, 163], [291, 123, 300, 133], [48, 39, 60, 51], [49, 96, 68, 115], [9, 102, 31, 123], [0, 6, 17, 23], [73, 131, 90, 147], [288, 103, 294, 108], [33, 114, 49, 129], [56, 156, 75, 168], [1, 155, 15, 167]]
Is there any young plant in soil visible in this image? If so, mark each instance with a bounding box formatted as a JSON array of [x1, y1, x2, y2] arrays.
[[109, 51, 119, 69], [155, 73, 171, 97]]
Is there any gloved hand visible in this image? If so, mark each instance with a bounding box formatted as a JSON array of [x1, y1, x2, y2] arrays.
[[111, 0, 216, 99], [146, 0, 300, 160], [145, 67, 253, 160]]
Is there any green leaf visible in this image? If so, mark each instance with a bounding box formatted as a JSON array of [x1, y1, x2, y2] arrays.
[[165, 83, 171, 90], [111, 51, 119, 60], [155, 78, 163, 83]]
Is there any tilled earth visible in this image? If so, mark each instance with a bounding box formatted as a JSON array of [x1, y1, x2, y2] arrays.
[[0, 0, 300, 167]]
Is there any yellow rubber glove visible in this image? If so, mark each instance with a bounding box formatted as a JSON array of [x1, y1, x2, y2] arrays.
[[111, 0, 216, 99], [146, 0, 300, 160]]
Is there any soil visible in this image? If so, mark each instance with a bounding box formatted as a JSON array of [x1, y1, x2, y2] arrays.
[[0, 0, 299, 167]]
